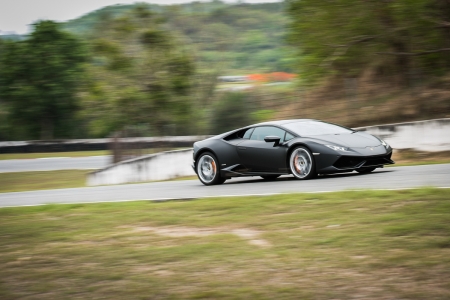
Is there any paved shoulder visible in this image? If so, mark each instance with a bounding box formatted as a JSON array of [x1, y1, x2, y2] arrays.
[[0, 156, 111, 173], [0, 164, 449, 207]]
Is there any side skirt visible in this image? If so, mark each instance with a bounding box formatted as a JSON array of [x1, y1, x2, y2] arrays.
[[220, 164, 290, 178]]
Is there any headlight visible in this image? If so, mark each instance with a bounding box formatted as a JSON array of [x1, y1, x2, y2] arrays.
[[325, 145, 349, 152], [381, 139, 390, 149]]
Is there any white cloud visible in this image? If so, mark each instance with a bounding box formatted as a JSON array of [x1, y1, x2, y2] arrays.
[[0, 0, 282, 34]]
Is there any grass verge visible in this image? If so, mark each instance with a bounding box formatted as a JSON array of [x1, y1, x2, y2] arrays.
[[0, 170, 89, 193], [0, 188, 449, 299], [0, 170, 198, 193]]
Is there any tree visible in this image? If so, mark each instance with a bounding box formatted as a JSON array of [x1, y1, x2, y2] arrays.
[[0, 21, 87, 140], [287, 0, 450, 85], [81, 5, 196, 137], [210, 92, 251, 134]]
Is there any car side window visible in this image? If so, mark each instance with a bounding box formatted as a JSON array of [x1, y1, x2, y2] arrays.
[[242, 128, 254, 139], [285, 132, 295, 142], [250, 126, 286, 142]]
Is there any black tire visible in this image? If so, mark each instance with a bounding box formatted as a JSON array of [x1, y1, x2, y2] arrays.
[[261, 175, 280, 180], [196, 152, 226, 186], [289, 146, 316, 180], [356, 167, 376, 174]]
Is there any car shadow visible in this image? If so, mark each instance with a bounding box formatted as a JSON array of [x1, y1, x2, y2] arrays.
[[223, 169, 394, 185], [315, 169, 394, 180]]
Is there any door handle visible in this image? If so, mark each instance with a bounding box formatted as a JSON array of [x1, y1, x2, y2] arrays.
[[238, 146, 246, 150]]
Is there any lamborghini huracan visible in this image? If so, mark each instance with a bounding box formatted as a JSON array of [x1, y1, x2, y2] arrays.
[[192, 119, 394, 185]]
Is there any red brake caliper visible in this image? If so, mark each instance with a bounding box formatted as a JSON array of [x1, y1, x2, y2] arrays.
[[294, 155, 301, 174], [211, 160, 216, 173]]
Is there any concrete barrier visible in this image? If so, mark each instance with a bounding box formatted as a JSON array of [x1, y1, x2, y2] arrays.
[[87, 118, 450, 186], [87, 149, 194, 186], [356, 118, 450, 152]]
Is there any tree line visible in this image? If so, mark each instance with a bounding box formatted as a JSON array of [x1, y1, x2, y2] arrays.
[[0, 2, 290, 141], [0, 6, 197, 140]]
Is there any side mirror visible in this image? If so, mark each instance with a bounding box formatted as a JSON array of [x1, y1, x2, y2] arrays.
[[264, 136, 281, 147]]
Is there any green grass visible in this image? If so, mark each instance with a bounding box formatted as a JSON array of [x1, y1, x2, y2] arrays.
[[0, 170, 89, 193], [0, 150, 110, 160], [0, 189, 449, 299]]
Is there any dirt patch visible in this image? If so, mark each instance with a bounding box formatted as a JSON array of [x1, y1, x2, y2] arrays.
[[133, 226, 217, 237], [130, 226, 271, 248], [248, 239, 271, 248], [230, 228, 260, 239]]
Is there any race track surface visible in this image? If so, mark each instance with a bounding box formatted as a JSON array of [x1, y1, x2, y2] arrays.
[[0, 164, 449, 208], [0, 156, 111, 173]]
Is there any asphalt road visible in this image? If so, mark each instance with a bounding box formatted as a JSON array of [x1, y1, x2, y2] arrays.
[[0, 156, 111, 173], [1, 164, 449, 208]]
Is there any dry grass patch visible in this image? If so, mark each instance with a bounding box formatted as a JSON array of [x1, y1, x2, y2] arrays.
[[391, 149, 450, 166], [272, 73, 450, 128]]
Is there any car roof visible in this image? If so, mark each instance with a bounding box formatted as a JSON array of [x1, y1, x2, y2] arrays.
[[212, 119, 319, 140], [247, 119, 316, 127]]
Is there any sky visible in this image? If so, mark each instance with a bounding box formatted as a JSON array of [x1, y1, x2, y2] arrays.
[[0, 0, 282, 34]]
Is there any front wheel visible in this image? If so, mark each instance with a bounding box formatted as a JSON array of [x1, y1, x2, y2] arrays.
[[196, 152, 226, 186], [289, 146, 316, 180]]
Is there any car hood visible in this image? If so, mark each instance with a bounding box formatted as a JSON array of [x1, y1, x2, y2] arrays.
[[309, 132, 381, 148]]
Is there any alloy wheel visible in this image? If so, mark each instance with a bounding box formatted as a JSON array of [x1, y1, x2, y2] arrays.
[[197, 154, 217, 183], [290, 148, 313, 179]]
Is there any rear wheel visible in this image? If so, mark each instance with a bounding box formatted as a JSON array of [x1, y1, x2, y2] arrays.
[[196, 152, 226, 186], [261, 175, 280, 180], [356, 167, 376, 174], [289, 146, 316, 180]]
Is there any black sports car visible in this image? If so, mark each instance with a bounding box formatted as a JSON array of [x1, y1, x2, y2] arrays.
[[192, 119, 394, 185]]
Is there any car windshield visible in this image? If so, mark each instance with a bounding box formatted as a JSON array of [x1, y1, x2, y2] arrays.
[[283, 121, 353, 136]]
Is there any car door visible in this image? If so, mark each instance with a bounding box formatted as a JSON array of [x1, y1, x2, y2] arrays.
[[237, 126, 288, 173]]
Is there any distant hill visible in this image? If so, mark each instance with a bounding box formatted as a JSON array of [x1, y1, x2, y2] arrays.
[[0, 32, 24, 41], [63, 1, 291, 74]]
